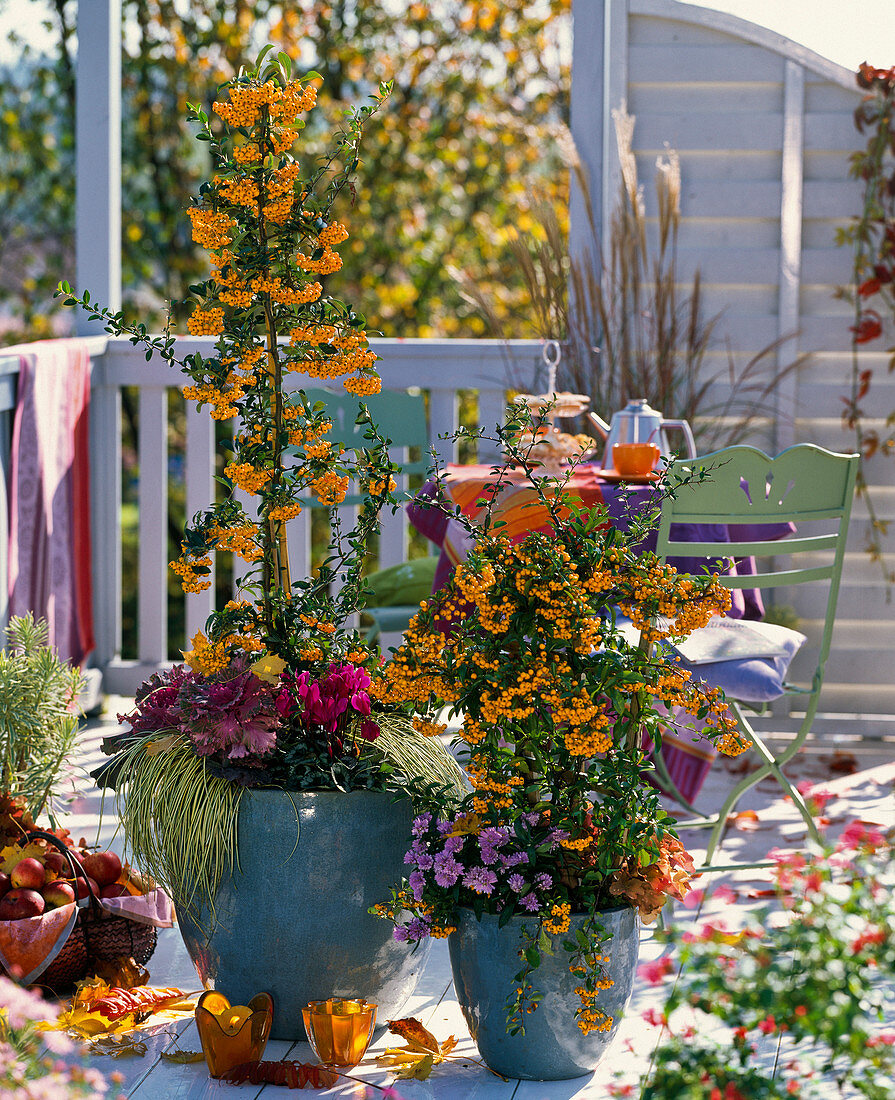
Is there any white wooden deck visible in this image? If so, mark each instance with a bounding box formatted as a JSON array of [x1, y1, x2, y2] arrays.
[[62, 702, 895, 1099]]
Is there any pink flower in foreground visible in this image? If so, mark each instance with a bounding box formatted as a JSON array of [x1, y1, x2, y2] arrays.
[[637, 956, 674, 985], [839, 820, 887, 851]]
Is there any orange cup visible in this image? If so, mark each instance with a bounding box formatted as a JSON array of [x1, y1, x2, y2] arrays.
[[612, 442, 661, 476]]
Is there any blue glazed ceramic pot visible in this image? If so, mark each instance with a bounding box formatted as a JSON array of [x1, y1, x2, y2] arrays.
[[177, 789, 429, 1040], [449, 905, 639, 1080]]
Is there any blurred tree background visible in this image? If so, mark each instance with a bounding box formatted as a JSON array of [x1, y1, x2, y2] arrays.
[[0, 0, 570, 339], [0, 0, 570, 657]]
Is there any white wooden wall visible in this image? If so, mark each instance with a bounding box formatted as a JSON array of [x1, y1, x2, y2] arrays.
[[571, 0, 894, 731]]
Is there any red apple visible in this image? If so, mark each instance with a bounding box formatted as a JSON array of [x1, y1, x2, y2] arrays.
[[99, 883, 129, 900], [11, 857, 45, 891], [0, 888, 45, 920], [43, 880, 76, 909], [80, 851, 122, 888], [44, 851, 68, 877], [73, 876, 99, 900], [0, 873, 10, 900]]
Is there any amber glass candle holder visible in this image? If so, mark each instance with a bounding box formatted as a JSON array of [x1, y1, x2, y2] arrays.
[[302, 998, 377, 1067], [195, 990, 274, 1078]]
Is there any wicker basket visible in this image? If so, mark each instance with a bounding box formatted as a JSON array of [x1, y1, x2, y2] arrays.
[[37, 907, 158, 990], [1, 830, 160, 991]]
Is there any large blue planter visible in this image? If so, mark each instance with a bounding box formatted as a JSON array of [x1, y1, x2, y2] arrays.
[[449, 905, 639, 1080], [177, 789, 429, 1040]]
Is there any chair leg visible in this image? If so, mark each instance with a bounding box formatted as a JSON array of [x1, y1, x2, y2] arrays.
[[700, 702, 821, 866]]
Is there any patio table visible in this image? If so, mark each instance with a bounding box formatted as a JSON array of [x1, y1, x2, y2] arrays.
[[407, 464, 795, 801]]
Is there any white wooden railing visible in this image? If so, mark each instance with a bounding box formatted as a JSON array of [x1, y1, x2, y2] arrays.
[[89, 336, 544, 694]]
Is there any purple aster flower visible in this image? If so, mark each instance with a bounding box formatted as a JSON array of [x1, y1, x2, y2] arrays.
[[522, 811, 541, 827], [434, 856, 462, 888], [535, 872, 553, 891], [507, 873, 526, 892], [442, 835, 464, 854], [437, 820, 455, 835], [412, 813, 432, 837], [500, 850, 529, 868], [478, 845, 499, 866], [403, 850, 417, 866], [479, 827, 509, 849], [408, 871, 426, 901], [519, 892, 541, 912], [415, 851, 434, 871], [392, 925, 410, 942], [462, 866, 497, 895], [405, 916, 432, 942]]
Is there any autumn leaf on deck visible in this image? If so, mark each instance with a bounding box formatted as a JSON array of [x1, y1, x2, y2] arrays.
[[50, 979, 195, 1039], [91, 956, 149, 989], [377, 1017, 459, 1079], [728, 809, 762, 831], [86, 1034, 149, 1058], [160, 1048, 205, 1063], [221, 1061, 338, 1088]]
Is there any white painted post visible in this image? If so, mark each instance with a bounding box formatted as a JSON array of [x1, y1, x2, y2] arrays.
[[570, 0, 608, 260], [78, 0, 123, 670], [775, 60, 805, 451], [76, 0, 121, 325], [138, 388, 168, 663]]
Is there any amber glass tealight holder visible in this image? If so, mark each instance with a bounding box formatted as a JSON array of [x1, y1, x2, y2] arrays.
[[194, 990, 274, 1078], [302, 998, 377, 1067]]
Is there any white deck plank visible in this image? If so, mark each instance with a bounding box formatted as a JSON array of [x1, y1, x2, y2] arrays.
[[62, 702, 895, 1099]]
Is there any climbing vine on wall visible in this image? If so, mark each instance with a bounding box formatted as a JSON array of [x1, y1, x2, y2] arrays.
[[836, 63, 895, 587]]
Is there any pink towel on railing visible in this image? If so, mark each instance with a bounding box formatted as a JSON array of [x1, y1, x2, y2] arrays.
[[7, 340, 95, 665]]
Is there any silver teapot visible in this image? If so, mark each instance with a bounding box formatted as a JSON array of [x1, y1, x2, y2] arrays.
[[588, 398, 697, 469]]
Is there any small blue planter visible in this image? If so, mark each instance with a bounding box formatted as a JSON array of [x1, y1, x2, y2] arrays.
[[449, 905, 639, 1080], [178, 789, 429, 1040]]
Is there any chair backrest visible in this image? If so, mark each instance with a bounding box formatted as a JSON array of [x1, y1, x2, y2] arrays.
[[298, 387, 431, 502], [655, 444, 859, 688]]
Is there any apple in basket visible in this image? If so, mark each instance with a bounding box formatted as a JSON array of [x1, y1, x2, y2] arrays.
[[0, 888, 45, 920], [10, 858, 45, 892], [73, 876, 100, 901], [79, 850, 122, 888], [99, 883, 129, 900], [43, 880, 77, 909], [43, 850, 69, 878]]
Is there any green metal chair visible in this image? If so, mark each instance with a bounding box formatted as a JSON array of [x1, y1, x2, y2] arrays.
[[297, 387, 433, 644], [653, 444, 859, 866]]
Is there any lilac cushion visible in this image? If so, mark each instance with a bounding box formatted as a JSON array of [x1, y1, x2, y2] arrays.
[[675, 621, 806, 703]]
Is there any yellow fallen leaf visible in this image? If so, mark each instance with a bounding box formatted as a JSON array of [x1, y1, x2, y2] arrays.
[[160, 1049, 205, 1064], [377, 1016, 462, 1080], [393, 1053, 435, 1080]]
